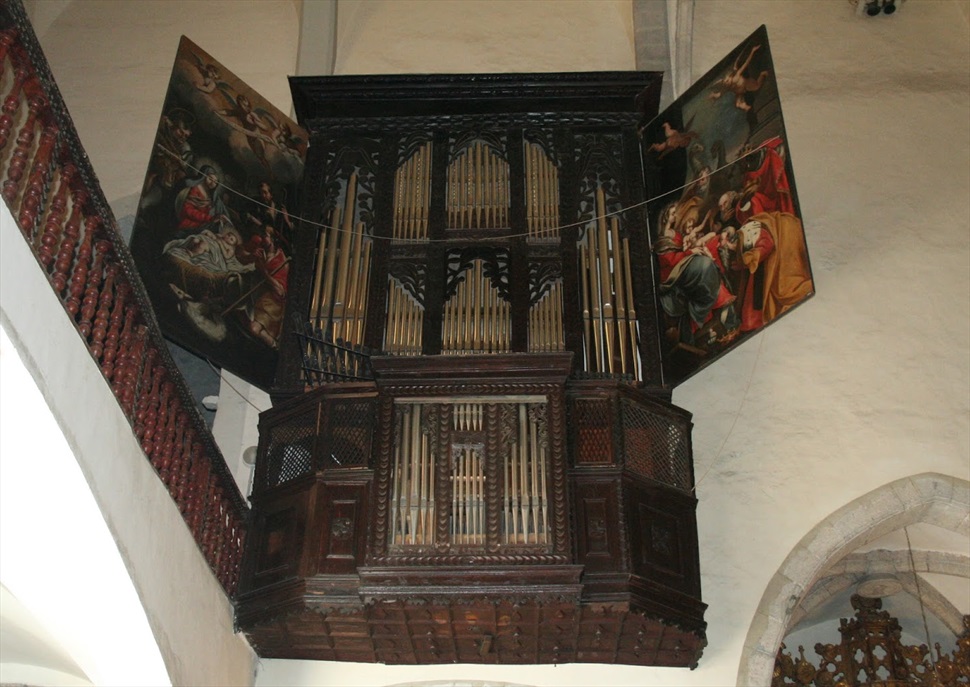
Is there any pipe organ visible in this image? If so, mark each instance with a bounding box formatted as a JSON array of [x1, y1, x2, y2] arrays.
[[240, 73, 706, 668]]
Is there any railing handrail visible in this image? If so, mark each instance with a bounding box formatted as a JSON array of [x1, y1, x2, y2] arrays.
[[0, 0, 248, 597]]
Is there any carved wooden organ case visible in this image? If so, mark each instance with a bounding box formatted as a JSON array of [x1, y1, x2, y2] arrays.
[[236, 73, 708, 667]]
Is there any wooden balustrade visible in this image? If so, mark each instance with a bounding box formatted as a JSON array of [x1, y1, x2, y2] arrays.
[[0, 0, 248, 598]]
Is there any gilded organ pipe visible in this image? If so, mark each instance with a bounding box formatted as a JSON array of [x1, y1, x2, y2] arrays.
[[577, 186, 642, 379], [384, 278, 423, 356], [393, 142, 431, 241], [525, 142, 559, 241], [446, 141, 509, 230], [308, 172, 372, 352], [528, 281, 564, 353], [441, 259, 510, 355]]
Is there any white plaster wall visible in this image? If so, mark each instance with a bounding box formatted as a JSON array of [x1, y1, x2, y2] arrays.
[[33, 0, 300, 214], [332, 0, 635, 75], [1, 207, 256, 686]]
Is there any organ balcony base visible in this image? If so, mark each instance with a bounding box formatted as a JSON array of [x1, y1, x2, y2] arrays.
[[236, 572, 706, 666], [236, 356, 706, 666]]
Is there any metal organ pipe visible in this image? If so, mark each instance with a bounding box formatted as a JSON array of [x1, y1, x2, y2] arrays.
[[578, 186, 642, 379], [393, 142, 431, 241], [306, 172, 373, 379], [446, 141, 509, 230], [525, 142, 559, 241], [441, 259, 510, 355]]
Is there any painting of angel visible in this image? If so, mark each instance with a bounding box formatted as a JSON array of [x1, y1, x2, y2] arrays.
[[641, 25, 814, 386], [130, 36, 307, 389]]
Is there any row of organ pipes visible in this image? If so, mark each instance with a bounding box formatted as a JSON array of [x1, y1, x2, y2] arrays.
[[392, 142, 431, 241], [528, 281, 565, 353], [579, 187, 641, 378], [383, 278, 423, 356], [451, 403, 486, 546], [503, 403, 548, 546], [441, 259, 511, 354], [388, 402, 549, 549], [390, 404, 435, 547], [446, 141, 509, 230], [524, 141, 560, 241], [308, 157, 639, 377], [308, 171, 373, 376]]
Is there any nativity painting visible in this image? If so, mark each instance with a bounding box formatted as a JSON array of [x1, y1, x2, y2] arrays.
[[130, 36, 307, 389], [640, 25, 814, 386]]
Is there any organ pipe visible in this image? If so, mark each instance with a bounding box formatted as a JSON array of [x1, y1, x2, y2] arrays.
[[528, 281, 564, 353], [578, 186, 642, 378], [393, 142, 432, 241], [384, 278, 424, 356], [308, 172, 372, 352], [441, 259, 510, 355], [525, 141, 559, 241], [446, 141, 509, 230]]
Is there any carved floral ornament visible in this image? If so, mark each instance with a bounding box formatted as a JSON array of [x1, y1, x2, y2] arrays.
[[773, 595, 970, 687]]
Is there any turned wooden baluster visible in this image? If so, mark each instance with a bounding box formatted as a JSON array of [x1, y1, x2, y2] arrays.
[[207, 491, 225, 566], [66, 219, 96, 319], [17, 123, 57, 237], [0, 64, 27, 151], [202, 479, 222, 562], [223, 509, 236, 584], [223, 510, 246, 595], [78, 239, 108, 337], [100, 280, 129, 379], [198, 477, 214, 558], [51, 188, 86, 293], [188, 458, 210, 539], [36, 162, 74, 269], [2, 86, 40, 203], [165, 409, 188, 497], [119, 324, 148, 417], [177, 435, 200, 512], [110, 311, 138, 409], [89, 262, 116, 359], [218, 512, 236, 587], [141, 374, 168, 458], [150, 380, 175, 473], [157, 399, 179, 487], [0, 29, 17, 67], [133, 349, 161, 448]]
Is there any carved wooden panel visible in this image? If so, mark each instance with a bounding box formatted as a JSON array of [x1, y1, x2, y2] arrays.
[[572, 478, 624, 573], [623, 476, 701, 598]]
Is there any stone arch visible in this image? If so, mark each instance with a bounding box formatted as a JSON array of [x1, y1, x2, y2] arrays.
[[736, 473, 970, 687], [792, 549, 969, 636]]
